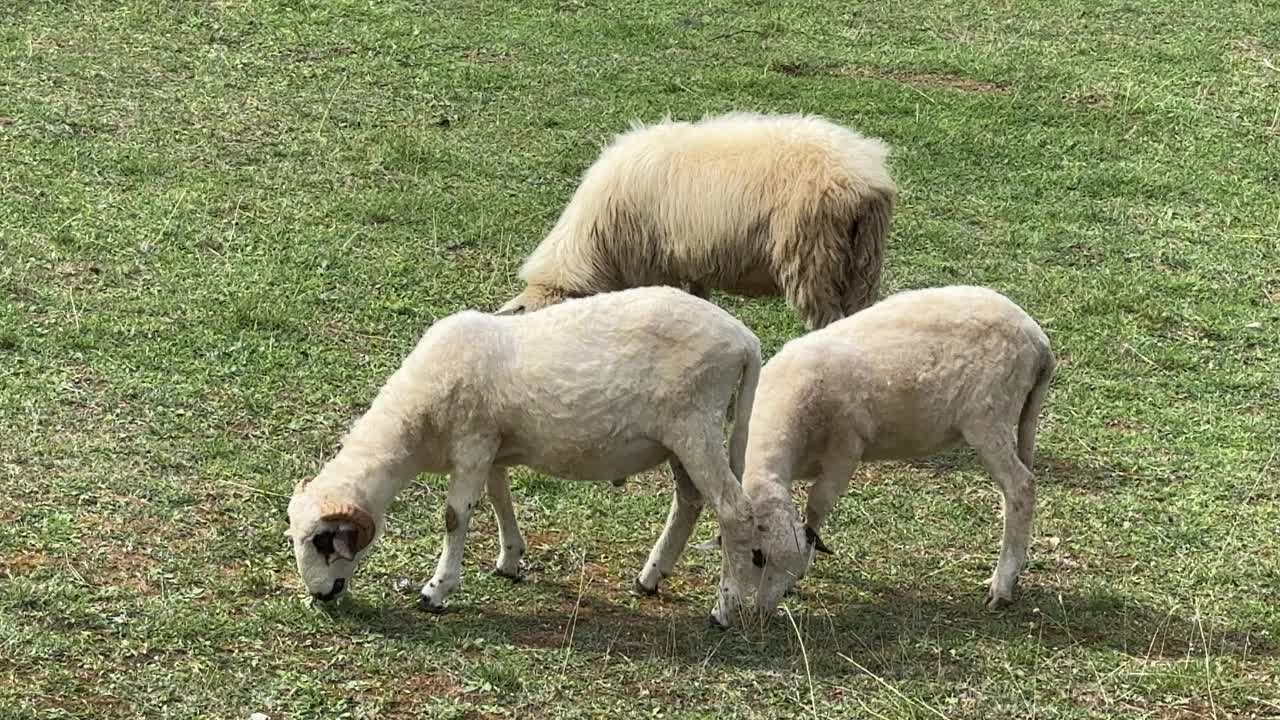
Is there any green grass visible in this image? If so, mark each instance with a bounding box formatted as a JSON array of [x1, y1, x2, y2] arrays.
[[2, 0, 1278, 717]]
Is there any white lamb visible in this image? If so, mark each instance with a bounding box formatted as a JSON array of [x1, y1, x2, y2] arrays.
[[710, 286, 1055, 627], [286, 286, 760, 614], [498, 111, 897, 330]]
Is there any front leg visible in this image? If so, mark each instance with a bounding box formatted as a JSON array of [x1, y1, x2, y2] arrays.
[[419, 460, 491, 613], [804, 453, 858, 531]]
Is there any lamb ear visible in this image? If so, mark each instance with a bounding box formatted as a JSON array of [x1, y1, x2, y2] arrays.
[[332, 526, 359, 561], [319, 503, 375, 556], [805, 526, 833, 555], [693, 535, 722, 552]]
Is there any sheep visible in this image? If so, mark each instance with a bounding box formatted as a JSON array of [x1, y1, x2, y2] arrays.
[[286, 286, 761, 614], [709, 285, 1055, 627], [497, 111, 897, 331]]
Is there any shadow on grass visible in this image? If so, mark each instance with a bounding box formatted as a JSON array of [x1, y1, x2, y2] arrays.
[[902, 448, 1137, 492], [329, 573, 1274, 679]]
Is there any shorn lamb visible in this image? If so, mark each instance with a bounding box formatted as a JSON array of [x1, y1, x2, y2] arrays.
[[286, 286, 760, 614], [498, 111, 897, 330], [710, 286, 1055, 627]]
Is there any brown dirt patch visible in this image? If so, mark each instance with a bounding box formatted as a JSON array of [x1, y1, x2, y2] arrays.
[[511, 624, 566, 649], [1105, 417, 1148, 434], [772, 61, 1010, 95], [860, 68, 1007, 94], [1262, 279, 1279, 305], [283, 45, 355, 63], [1064, 90, 1114, 109], [1232, 37, 1278, 69], [4, 550, 52, 576], [300, 665, 464, 720], [72, 504, 186, 595], [88, 546, 160, 595], [462, 48, 516, 65], [1153, 699, 1278, 720], [393, 669, 465, 701], [525, 530, 566, 549], [226, 414, 265, 441], [16, 665, 132, 718], [62, 364, 110, 413], [55, 261, 104, 290]]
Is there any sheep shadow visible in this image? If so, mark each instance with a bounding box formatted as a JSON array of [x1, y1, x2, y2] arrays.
[[901, 448, 1135, 493], [331, 573, 1274, 680]]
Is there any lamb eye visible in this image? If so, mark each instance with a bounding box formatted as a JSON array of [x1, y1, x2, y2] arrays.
[[313, 532, 335, 556]]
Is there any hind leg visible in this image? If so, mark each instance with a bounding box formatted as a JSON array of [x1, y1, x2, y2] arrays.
[[965, 426, 1035, 609], [634, 459, 704, 595], [487, 467, 526, 581]]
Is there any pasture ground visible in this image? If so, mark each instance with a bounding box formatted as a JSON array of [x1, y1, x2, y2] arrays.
[[2, 1, 1278, 717]]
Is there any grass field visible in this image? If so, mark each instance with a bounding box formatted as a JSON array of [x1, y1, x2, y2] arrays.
[[2, 0, 1279, 717]]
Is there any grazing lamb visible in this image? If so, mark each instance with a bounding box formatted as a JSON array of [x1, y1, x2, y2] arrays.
[[286, 286, 760, 614], [710, 286, 1055, 627], [497, 111, 897, 330]]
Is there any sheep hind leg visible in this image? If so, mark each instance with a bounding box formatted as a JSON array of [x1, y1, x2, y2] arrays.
[[634, 459, 704, 596], [966, 427, 1036, 610], [419, 464, 489, 613], [487, 466, 526, 582]]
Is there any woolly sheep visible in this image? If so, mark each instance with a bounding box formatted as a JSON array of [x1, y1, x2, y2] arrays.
[[710, 286, 1055, 627], [498, 111, 897, 330], [286, 286, 760, 613]]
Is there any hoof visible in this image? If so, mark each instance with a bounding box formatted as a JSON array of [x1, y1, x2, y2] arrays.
[[492, 568, 524, 584], [417, 594, 448, 614], [631, 578, 659, 597], [693, 535, 721, 552], [984, 589, 1013, 610]]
